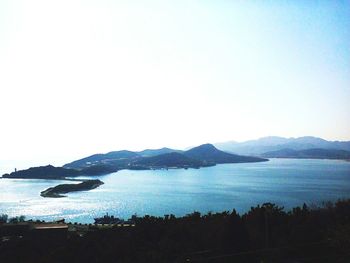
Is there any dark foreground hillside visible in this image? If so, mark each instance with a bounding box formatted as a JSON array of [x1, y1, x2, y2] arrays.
[[1, 200, 350, 263]]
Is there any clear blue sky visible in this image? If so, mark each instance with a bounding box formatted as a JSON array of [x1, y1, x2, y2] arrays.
[[0, 0, 349, 166]]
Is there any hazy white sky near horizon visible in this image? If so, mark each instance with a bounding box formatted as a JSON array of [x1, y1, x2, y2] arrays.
[[0, 0, 350, 166]]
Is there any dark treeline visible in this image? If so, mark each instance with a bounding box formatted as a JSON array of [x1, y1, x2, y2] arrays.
[[1, 200, 350, 262]]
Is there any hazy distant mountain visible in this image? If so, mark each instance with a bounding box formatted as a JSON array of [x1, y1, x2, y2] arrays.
[[215, 136, 350, 156], [261, 148, 350, 160], [184, 144, 267, 164], [138, 147, 183, 157]]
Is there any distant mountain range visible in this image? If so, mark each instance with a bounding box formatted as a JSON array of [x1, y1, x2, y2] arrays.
[[261, 148, 350, 160], [3, 136, 349, 180], [64, 143, 267, 172], [2, 144, 267, 179], [214, 136, 350, 158]]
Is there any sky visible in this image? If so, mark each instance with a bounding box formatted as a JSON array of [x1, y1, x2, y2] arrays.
[[0, 0, 349, 167]]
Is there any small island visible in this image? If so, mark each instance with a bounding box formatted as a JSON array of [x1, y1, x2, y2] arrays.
[[40, 179, 104, 198]]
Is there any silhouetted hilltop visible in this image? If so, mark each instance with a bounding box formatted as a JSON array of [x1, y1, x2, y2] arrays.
[[262, 148, 350, 160], [184, 144, 267, 164], [2, 165, 81, 179]]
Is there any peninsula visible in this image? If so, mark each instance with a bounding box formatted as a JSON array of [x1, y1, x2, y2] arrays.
[[64, 143, 268, 171], [2, 144, 267, 180], [2, 165, 81, 179], [1, 143, 267, 198]]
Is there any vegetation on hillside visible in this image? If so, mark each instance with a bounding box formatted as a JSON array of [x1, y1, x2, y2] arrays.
[[131, 152, 205, 169], [1, 200, 349, 262]]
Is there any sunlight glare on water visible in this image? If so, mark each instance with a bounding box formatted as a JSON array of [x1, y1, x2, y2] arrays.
[[0, 159, 349, 223]]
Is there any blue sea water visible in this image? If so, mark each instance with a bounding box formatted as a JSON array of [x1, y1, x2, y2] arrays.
[[0, 159, 349, 223]]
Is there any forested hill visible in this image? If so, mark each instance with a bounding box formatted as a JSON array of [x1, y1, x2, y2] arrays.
[[63, 143, 267, 171], [131, 152, 205, 169], [184, 144, 267, 164]]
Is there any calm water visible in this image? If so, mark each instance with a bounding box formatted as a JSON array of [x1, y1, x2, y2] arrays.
[[0, 159, 350, 223]]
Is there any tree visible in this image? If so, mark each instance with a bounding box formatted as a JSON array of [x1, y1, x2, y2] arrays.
[[8, 215, 26, 223], [0, 214, 8, 223]]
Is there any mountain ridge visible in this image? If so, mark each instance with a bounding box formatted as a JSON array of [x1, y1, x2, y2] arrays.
[[261, 148, 350, 160], [215, 136, 350, 156], [63, 143, 267, 172]]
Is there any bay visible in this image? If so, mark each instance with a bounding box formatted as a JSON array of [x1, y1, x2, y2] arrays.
[[0, 158, 349, 223]]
